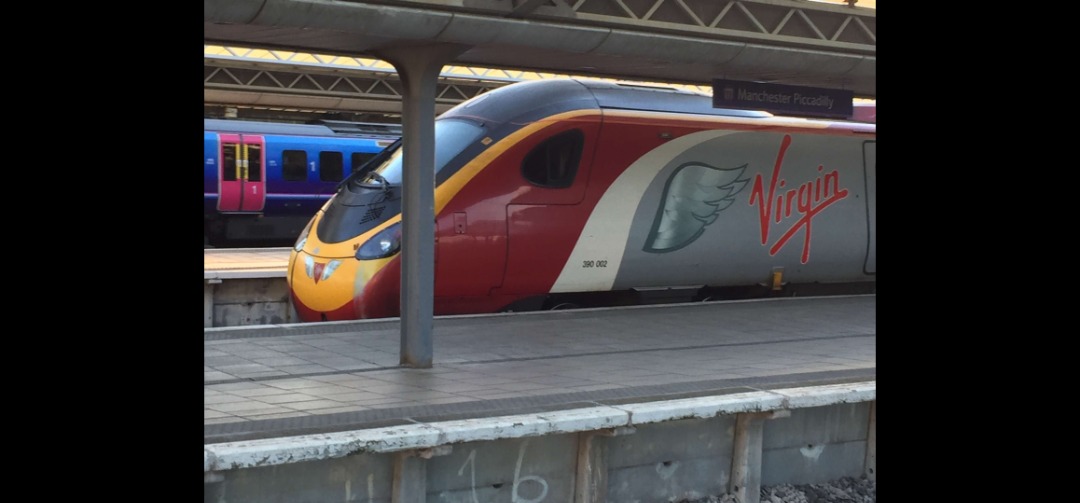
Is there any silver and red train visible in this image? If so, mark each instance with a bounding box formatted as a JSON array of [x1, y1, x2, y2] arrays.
[[287, 78, 876, 322]]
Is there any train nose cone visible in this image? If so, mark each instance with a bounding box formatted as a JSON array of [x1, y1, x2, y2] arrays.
[[288, 250, 362, 321]]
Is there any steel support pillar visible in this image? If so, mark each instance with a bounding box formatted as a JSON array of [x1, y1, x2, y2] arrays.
[[373, 43, 469, 368]]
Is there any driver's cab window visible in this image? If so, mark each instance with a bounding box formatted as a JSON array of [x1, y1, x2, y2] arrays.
[[521, 129, 584, 188]]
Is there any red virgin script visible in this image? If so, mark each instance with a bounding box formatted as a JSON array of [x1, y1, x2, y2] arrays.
[[748, 135, 848, 264]]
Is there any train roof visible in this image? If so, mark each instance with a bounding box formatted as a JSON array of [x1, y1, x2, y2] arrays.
[[440, 78, 772, 126], [204, 118, 402, 138], [577, 79, 772, 118], [851, 102, 875, 124], [440, 78, 875, 130]]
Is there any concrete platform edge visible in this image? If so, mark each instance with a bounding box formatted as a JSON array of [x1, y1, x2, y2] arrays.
[[204, 380, 875, 472]]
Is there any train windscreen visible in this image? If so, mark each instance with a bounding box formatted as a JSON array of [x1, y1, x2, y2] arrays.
[[359, 119, 483, 185]]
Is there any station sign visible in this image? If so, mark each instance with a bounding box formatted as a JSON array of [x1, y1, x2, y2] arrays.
[[712, 79, 854, 119]]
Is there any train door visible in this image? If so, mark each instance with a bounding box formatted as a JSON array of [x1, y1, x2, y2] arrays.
[[500, 123, 600, 294], [863, 141, 876, 274], [217, 134, 266, 212]]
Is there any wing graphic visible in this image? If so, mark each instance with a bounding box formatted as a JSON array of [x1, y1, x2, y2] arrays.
[[643, 161, 749, 253]]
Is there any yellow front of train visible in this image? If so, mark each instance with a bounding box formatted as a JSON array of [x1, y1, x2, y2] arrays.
[[287, 208, 403, 321], [286, 137, 411, 321]]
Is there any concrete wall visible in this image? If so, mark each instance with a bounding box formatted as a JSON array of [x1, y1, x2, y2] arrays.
[[606, 417, 735, 502], [205, 387, 876, 503], [205, 278, 296, 327], [762, 402, 872, 487], [205, 453, 394, 502]]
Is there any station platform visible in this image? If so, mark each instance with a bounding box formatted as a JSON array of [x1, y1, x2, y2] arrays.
[[204, 294, 876, 445], [204, 246, 290, 280], [203, 247, 294, 327]]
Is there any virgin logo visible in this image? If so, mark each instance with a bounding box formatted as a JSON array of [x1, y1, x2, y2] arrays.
[[748, 135, 848, 264]]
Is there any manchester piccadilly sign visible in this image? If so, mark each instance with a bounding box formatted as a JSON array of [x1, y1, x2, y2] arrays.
[[712, 79, 854, 119]]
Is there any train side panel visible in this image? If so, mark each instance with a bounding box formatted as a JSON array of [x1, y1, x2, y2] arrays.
[[260, 134, 342, 220], [204, 132, 220, 221], [430, 113, 874, 313], [552, 125, 874, 293]]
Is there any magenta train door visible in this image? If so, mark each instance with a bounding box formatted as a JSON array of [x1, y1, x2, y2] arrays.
[[217, 134, 266, 212]]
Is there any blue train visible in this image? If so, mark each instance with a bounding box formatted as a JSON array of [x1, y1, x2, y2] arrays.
[[203, 119, 400, 247]]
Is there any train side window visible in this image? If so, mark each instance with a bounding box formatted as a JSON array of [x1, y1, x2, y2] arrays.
[[521, 129, 584, 188], [320, 151, 344, 182], [222, 143, 238, 181], [246, 145, 262, 182], [352, 152, 376, 173], [282, 150, 307, 181]]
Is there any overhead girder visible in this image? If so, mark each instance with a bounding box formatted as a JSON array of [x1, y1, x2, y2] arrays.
[[204, 57, 509, 117], [447, 0, 877, 53], [204, 0, 876, 100], [204, 45, 716, 121]]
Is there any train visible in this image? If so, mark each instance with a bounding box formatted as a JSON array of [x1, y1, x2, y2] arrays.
[[286, 78, 876, 322], [203, 118, 400, 247]]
